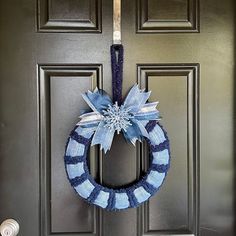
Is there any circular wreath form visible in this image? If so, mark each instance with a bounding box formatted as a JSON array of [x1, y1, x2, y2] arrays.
[[64, 120, 170, 211]]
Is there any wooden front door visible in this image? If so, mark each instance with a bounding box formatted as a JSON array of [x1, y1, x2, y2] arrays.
[[0, 0, 235, 235]]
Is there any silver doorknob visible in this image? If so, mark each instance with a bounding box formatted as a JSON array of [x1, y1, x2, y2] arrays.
[[0, 219, 19, 236]]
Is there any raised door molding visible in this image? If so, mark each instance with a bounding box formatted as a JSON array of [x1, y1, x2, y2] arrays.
[[137, 64, 200, 235], [38, 64, 102, 236], [137, 0, 199, 33], [37, 0, 102, 32]]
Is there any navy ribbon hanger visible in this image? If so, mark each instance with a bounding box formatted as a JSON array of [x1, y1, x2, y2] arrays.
[[111, 44, 124, 105]]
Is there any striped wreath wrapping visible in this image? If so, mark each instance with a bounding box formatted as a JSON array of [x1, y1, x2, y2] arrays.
[[64, 120, 170, 211]]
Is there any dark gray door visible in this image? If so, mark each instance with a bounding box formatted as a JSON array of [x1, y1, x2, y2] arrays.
[[0, 0, 235, 235]]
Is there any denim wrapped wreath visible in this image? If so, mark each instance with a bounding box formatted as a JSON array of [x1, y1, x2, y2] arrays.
[[64, 45, 170, 211]]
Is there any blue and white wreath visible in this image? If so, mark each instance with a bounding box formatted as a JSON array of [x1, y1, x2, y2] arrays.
[[64, 85, 170, 210]]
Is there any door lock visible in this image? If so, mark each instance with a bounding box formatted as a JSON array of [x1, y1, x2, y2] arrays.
[[0, 219, 19, 236]]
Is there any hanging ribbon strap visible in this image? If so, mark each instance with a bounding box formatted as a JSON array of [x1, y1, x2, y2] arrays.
[[111, 44, 124, 105]]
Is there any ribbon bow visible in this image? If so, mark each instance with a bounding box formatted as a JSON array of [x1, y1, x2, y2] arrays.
[[77, 84, 160, 153]]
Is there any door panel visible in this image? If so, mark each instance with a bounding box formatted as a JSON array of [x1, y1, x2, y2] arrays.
[[39, 65, 102, 235], [37, 0, 102, 32], [138, 64, 199, 234], [136, 0, 199, 33], [0, 0, 235, 236]]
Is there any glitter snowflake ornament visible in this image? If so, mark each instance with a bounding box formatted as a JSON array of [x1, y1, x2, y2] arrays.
[[103, 102, 133, 134]]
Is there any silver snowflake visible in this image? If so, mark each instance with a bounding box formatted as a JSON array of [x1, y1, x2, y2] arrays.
[[103, 102, 133, 134]]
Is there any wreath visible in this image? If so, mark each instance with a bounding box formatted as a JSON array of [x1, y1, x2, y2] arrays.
[[64, 45, 170, 211]]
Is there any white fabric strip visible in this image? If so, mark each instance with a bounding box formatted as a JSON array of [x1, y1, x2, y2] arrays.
[[77, 112, 104, 125], [138, 102, 159, 113]]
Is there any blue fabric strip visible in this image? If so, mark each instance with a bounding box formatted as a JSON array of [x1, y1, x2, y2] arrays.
[[107, 191, 116, 210], [115, 193, 130, 209], [64, 155, 85, 164], [133, 186, 151, 203], [70, 130, 91, 145], [87, 186, 102, 202], [145, 120, 157, 133], [142, 181, 157, 195], [126, 188, 139, 208], [150, 140, 169, 152], [152, 163, 170, 173], [70, 173, 87, 187], [75, 179, 95, 199], [94, 190, 110, 208]]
